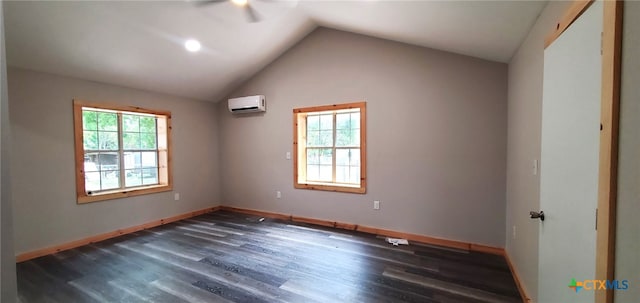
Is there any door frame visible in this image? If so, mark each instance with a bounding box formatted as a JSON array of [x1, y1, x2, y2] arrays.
[[544, 1, 623, 303]]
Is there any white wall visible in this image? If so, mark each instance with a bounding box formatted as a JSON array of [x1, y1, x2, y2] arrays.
[[1, 3, 18, 301], [506, 1, 571, 302], [8, 68, 221, 255], [218, 28, 508, 247], [615, 2, 640, 302]]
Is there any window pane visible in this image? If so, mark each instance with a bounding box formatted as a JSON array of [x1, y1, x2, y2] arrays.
[[320, 114, 333, 130], [123, 132, 141, 150], [307, 149, 319, 165], [308, 130, 333, 147], [319, 114, 333, 130], [123, 114, 139, 132], [350, 167, 360, 184], [83, 131, 98, 150], [336, 149, 349, 165], [307, 130, 320, 146], [140, 133, 157, 149], [124, 152, 142, 169], [101, 170, 120, 190], [336, 112, 359, 147], [336, 129, 350, 147], [84, 151, 120, 192], [140, 116, 156, 133], [319, 165, 332, 181], [306, 164, 319, 180], [82, 111, 98, 130], [336, 113, 351, 130], [319, 130, 333, 146], [125, 169, 142, 187], [97, 112, 117, 131], [98, 131, 119, 150], [350, 149, 360, 166], [319, 149, 332, 165], [351, 129, 360, 146], [124, 150, 158, 187], [307, 115, 320, 131], [84, 153, 99, 172], [98, 152, 119, 172], [85, 172, 100, 192], [336, 165, 348, 183], [141, 151, 157, 168], [142, 168, 158, 185], [352, 113, 360, 129]]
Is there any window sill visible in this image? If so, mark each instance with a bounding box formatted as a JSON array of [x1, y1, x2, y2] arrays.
[[77, 184, 173, 204], [295, 182, 366, 194]]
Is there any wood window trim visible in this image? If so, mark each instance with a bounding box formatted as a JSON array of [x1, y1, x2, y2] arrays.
[[293, 102, 367, 194], [73, 99, 173, 204]]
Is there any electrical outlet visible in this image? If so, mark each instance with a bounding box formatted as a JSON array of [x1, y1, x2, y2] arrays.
[[174, 193, 180, 201], [374, 200, 380, 210], [286, 152, 291, 160], [276, 191, 282, 199], [512, 225, 517, 239]]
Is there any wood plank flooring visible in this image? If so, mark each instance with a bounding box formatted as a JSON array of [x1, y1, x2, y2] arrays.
[[17, 210, 522, 303]]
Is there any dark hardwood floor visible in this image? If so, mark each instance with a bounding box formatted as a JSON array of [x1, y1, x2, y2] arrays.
[[17, 211, 522, 303]]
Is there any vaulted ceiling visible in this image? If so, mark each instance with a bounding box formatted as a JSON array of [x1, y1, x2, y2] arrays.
[[4, 1, 546, 102]]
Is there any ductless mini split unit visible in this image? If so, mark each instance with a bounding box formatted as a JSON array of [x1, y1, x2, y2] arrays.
[[228, 95, 266, 114]]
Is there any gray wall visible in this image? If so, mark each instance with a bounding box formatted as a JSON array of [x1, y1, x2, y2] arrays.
[[507, 2, 640, 301], [506, 1, 570, 302], [8, 67, 221, 255], [217, 28, 508, 247], [1, 3, 18, 301], [615, 2, 640, 302]]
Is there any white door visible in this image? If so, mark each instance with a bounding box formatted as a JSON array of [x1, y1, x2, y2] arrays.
[[538, 1, 602, 302]]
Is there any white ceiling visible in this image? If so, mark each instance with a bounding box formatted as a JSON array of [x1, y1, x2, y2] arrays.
[[4, 0, 546, 102]]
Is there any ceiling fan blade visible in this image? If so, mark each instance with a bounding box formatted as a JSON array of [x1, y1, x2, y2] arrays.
[[244, 4, 261, 23]]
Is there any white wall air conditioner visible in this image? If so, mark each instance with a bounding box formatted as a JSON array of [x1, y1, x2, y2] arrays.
[[228, 95, 266, 114]]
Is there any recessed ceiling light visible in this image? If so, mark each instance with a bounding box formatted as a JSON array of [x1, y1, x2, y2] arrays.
[[184, 39, 201, 52], [231, 0, 248, 7]]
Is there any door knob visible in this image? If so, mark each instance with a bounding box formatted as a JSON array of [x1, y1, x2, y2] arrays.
[[530, 211, 545, 221]]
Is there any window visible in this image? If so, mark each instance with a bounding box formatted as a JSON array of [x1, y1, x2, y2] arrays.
[[73, 99, 172, 203], [293, 102, 366, 193]]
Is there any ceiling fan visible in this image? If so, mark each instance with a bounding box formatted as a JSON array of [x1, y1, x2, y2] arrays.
[[195, 0, 262, 23]]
